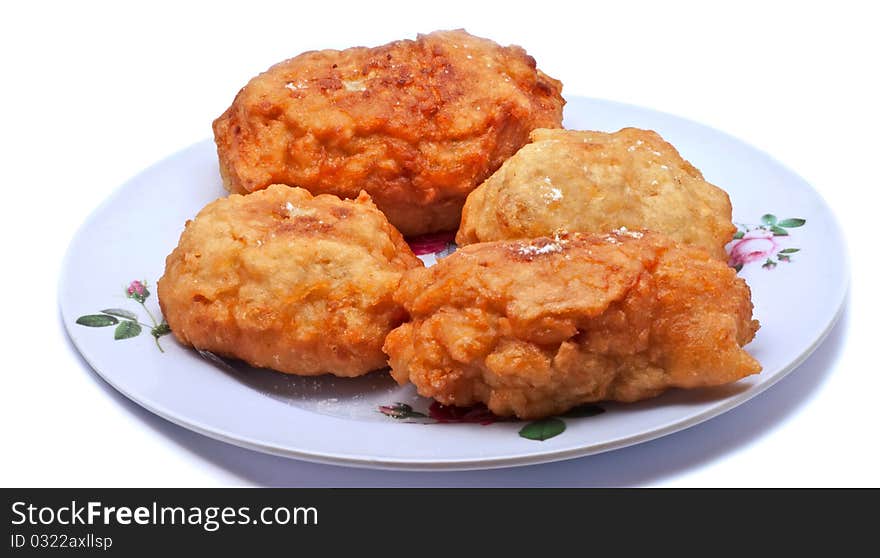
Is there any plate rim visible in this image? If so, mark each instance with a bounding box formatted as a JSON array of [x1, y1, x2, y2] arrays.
[[62, 301, 846, 471], [59, 95, 851, 471]]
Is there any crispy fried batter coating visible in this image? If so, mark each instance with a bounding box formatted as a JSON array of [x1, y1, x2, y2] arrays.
[[457, 128, 736, 260], [158, 185, 422, 377], [213, 30, 564, 236], [384, 231, 760, 418]]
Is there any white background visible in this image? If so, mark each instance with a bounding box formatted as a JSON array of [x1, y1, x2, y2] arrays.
[[1, 0, 876, 486]]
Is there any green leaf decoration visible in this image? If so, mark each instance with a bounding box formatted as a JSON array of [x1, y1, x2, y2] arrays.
[[562, 404, 606, 418], [76, 314, 119, 327], [778, 218, 806, 228], [378, 403, 427, 420], [519, 418, 566, 441], [732, 230, 744, 239], [769, 226, 789, 236], [733, 264, 743, 272], [152, 322, 172, 338], [761, 214, 777, 226], [778, 248, 800, 254], [114, 320, 142, 340], [101, 308, 138, 321]]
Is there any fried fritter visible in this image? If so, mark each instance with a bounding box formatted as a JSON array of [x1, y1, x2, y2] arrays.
[[213, 29, 565, 236], [158, 185, 422, 377], [456, 128, 736, 260], [384, 231, 760, 419]]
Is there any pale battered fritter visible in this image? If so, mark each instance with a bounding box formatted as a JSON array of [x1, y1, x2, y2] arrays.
[[213, 29, 565, 236], [384, 231, 760, 419], [456, 128, 736, 260], [158, 185, 422, 377]]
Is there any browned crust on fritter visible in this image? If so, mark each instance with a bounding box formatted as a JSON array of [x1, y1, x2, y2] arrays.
[[384, 231, 760, 418], [158, 185, 422, 377], [456, 127, 736, 260], [213, 29, 564, 236]]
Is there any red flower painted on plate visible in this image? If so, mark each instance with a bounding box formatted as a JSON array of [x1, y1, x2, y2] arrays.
[[428, 402, 501, 425], [376, 401, 604, 440], [406, 231, 457, 256]]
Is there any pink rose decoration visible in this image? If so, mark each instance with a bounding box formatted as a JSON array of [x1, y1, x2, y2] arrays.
[[406, 231, 457, 256], [127, 280, 145, 296], [728, 229, 779, 268], [126, 279, 149, 303]]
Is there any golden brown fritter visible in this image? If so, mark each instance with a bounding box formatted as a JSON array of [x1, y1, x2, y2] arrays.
[[213, 29, 564, 236], [158, 185, 422, 377], [456, 128, 736, 260], [384, 231, 760, 419]]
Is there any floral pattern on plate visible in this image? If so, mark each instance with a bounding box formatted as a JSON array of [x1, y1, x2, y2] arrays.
[[728, 214, 806, 271], [76, 280, 171, 352], [378, 401, 606, 441]]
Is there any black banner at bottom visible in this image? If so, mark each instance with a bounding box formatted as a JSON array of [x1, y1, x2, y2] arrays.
[[2, 488, 874, 553]]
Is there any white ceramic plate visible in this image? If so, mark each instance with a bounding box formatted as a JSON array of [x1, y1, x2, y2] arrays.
[[60, 96, 848, 470]]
